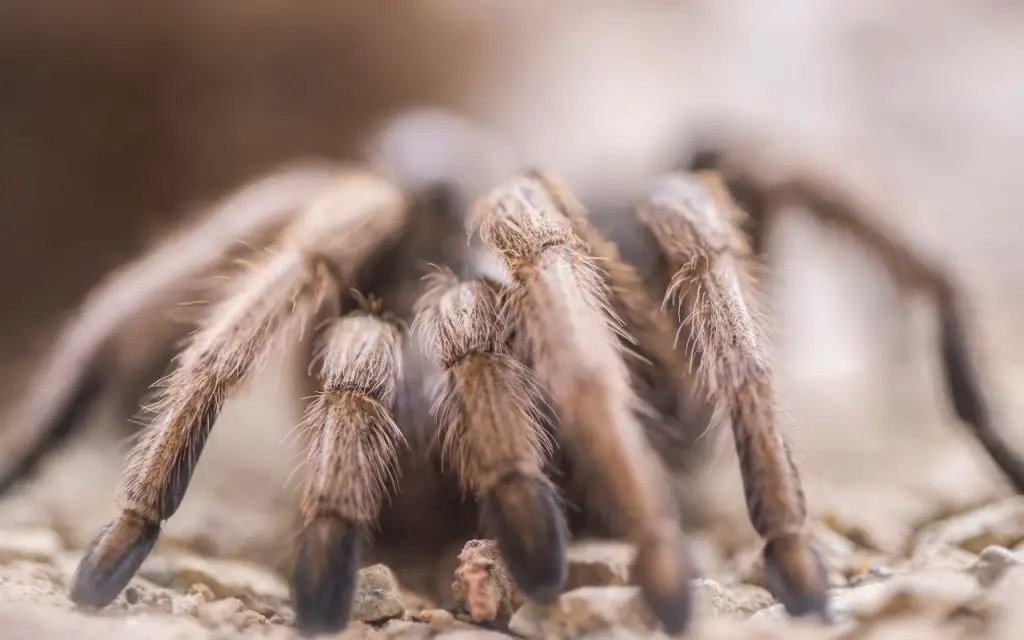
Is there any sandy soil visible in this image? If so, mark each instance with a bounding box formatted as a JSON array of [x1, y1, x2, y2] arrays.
[[1, 353, 1024, 639], [3, 1, 1024, 639]]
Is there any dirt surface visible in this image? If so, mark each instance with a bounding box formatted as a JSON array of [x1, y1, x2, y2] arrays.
[[2, 357, 1024, 639], [3, 1, 1024, 639]]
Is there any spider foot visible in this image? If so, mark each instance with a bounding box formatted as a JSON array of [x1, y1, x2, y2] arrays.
[[292, 517, 363, 637], [632, 522, 696, 635], [70, 512, 161, 609], [763, 535, 831, 621], [481, 472, 568, 603]]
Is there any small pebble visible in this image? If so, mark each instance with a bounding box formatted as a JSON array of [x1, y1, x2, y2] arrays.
[[197, 597, 245, 628], [352, 564, 406, 623], [972, 546, 1022, 587], [414, 608, 456, 631], [188, 582, 216, 602]]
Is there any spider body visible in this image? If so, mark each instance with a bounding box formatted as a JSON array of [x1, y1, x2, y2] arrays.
[[0, 109, 1020, 637]]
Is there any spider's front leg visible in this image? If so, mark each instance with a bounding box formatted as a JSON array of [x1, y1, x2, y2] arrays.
[[637, 172, 830, 619], [70, 170, 410, 611], [292, 311, 406, 635], [0, 161, 345, 498], [413, 269, 567, 603], [474, 174, 695, 634]]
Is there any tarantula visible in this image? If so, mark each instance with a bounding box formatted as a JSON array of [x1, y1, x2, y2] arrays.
[[0, 109, 1019, 637]]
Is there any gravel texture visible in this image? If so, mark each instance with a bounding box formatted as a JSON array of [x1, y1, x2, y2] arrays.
[[1, 362, 1023, 640]]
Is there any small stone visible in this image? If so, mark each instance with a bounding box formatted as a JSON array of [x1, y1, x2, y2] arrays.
[[963, 565, 1024, 614], [381, 619, 432, 639], [914, 498, 1024, 555], [413, 608, 456, 631], [274, 604, 296, 626], [334, 620, 378, 639], [847, 564, 895, 587], [188, 582, 216, 602], [197, 597, 245, 628], [452, 539, 523, 623], [124, 586, 140, 605], [971, 546, 1022, 587], [904, 543, 980, 573], [399, 589, 436, 617], [435, 630, 514, 640], [237, 592, 285, 621], [694, 579, 775, 618], [171, 592, 203, 617], [234, 609, 269, 630], [509, 586, 657, 639], [830, 568, 980, 623], [0, 528, 64, 564], [139, 552, 289, 600], [352, 564, 405, 623], [133, 583, 168, 607], [146, 589, 175, 614], [820, 510, 902, 554], [564, 540, 635, 589]]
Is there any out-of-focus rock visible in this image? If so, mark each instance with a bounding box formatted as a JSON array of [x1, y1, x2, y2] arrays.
[[694, 579, 776, 618], [914, 499, 1024, 555], [565, 540, 635, 589], [0, 527, 64, 564], [138, 552, 289, 600], [412, 608, 456, 631], [970, 546, 1022, 587], [902, 543, 979, 573], [400, 589, 437, 618], [196, 596, 244, 627], [452, 539, 524, 623], [379, 618, 433, 639], [352, 564, 406, 623], [809, 567, 977, 627], [819, 510, 906, 555], [435, 629, 519, 640], [187, 582, 215, 602], [330, 620, 379, 639], [508, 586, 657, 639]]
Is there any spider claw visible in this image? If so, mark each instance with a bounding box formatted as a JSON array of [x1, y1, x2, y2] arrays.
[[632, 523, 696, 635], [481, 473, 568, 604], [939, 298, 1024, 492], [70, 513, 161, 609], [292, 517, 362, 637], [762, 536, 832, 621]]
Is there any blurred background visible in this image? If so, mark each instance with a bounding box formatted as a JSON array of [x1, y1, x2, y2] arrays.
[[1, 0, 1023, 604]]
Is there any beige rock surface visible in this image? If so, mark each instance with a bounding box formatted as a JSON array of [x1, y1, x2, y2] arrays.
[[3, 2, 1024, 640]]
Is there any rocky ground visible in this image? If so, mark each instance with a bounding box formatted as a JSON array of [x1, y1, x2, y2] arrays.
[[2, 358, 1024, 639], [2, 494, 1024, 640], [3, 2, 1023, 639]]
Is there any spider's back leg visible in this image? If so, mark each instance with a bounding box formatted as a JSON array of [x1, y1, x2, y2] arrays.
[[703, 139, 1024, 493], [635, 170, 830, 620]]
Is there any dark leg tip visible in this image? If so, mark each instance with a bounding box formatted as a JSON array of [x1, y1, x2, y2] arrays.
[[70, 513, 161, 609], [763, 537, 831, 621], [643, 585, 695, 636], [292, 517, 362, 637], [939, 302, 1024, 493], [480, 474, 568, 604], [632, 524, 696, 636]]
